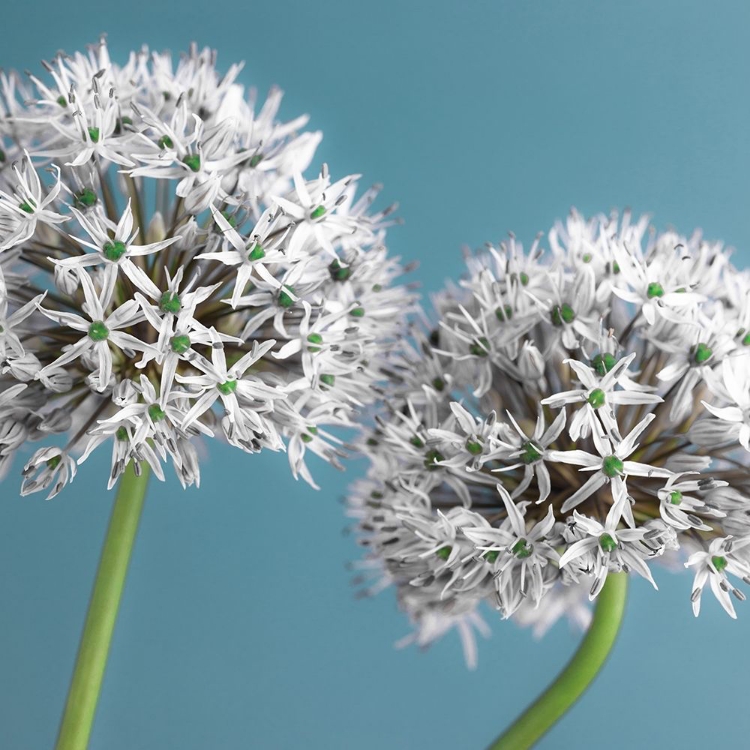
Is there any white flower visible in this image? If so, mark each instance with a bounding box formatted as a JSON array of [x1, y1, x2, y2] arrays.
[[0, 39, 412, 495], [347, 208, 750, 666], [685, 537, 750, 618]]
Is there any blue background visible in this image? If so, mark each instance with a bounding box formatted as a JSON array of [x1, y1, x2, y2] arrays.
[[1, 2, 749, 748]]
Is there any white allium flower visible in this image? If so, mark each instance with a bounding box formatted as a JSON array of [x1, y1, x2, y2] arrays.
[[0, 39, 414, 496], [346, 208, 750, 665]]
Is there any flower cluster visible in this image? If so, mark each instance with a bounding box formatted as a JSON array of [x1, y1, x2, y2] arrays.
[[347, 209, 750, 666], [0, 39, 413, 496]]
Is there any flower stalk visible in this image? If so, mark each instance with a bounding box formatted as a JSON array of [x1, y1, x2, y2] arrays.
[[488, 572, 628, 750], [55, 463, 150, 750]]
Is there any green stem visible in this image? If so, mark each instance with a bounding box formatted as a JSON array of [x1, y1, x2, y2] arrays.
[[56, 463, 151, 750], [488, 572, 628, 750]]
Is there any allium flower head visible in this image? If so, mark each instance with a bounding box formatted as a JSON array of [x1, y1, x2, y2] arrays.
[[348, 209, 750, 665], [0, 39, 414, 496]]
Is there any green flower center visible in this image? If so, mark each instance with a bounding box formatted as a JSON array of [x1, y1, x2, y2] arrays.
[[217, 379, 238, 395], [159, 291, 181, 314], [612, 261, 621, 275], [512, 538, 533, 558], [57, 95, 68, 107], [432, 377, 445, 392], [587, 388, 606, 409], [602, 455, 624, 478], [47, 455, 61, 469], [148, 404, 166, 422], [183, 154, 201, 172], [519, 272, 529, 286], [520, 440, 542, 465], [310, 205, 326, 220], [646, 282, 664, 299], [19, 200, 36, 214], [170, 334, 191, 354], [551, 303, 575, 326], [465, 438, 483, 455], [88, 127, 100, 143], [88, 320, 109, 341], [599, 533, 617, 553], [116, 427, 128, 441], [495, 304, 513, 322], [743, 332, 750, 347], [484, 550, 500, 564], [248, 244, 265, 261], [436, 545, 452, 561], [592, 353, 617, 376], [410, 435, 425, 448], [349, 306, 365, 318], [278, 286, 296, 308], [158, 135, 174, 149], [306, 332, 323, 352], [301, 426, 318, 444], [582, 253, 592, 263], [319, 374, 336, 388], [693, 343, 713, 364], [669, 491, 683, 505], [424, 449, 444, 470], [470, 337, 490, 356], [74, 188, 97, 208], [329, 259, 351, 281], [712, 555, 728, 572], [248, 153, 263, 168], [102, 240, 127, 262]]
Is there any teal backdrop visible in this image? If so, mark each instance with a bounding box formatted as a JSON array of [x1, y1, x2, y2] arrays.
[[1, 2, 749, 748]]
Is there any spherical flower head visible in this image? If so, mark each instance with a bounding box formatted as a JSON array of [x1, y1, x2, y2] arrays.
[[0, 38, 415, 497], [347, 207, 750, 666]]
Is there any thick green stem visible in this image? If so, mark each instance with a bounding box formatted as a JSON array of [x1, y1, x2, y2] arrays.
[[56, 463, 151, 750], [488, 572, 628, 750]]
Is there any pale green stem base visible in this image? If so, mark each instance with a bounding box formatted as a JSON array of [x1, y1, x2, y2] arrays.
[[488, 572, 629, 750], [55, 463, 151, 750]]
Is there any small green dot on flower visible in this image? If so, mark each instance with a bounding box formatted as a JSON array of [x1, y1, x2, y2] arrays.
[[424, 449, 444, 470], [46, 455, 61, 469], [158, 135, 174, 150], [551, 303, 576, 326], [278, 286, 296, 308], [248, 244, 265, 261], [329, 259, 351, 281], [102, 240, 127, 262], [587, 388, 606, 409], [183, 154, 201, 172], [470, 337, 490, 357], [170, 334, 191, 354], [410, 435, 425, 448], [57, 95, 68, 107], [88, 320, 109, 341], [512, 538, 533, 558], [484, 550, 500, 564], [669, 491, 683, 505], [319, 374, 336, 388], [602, 455, 624, 478], [74, 188, 97, 208], [495, 305, 513, 322], [148, 404, 166, 422], [310, 205, 326, 220], [159, 291, 181, 314], [592, 353, 617, 376], [693, 343, 713, 364], [599, 533, 617, 553], [349, 306, 365, 317], [217, 379, 238, 395], [436, 545, 452, 561], [88, 127, 100, 143], [712, 555, 728, 572], [465, 438, 483, 455], [520, 440, 542, 465], [432, 377, 445, 392], [19, 201, 35, 214], [647, 282, 665, 299]]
